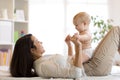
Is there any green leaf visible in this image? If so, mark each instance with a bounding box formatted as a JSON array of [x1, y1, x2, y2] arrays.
[[91, 16, 114, 43]]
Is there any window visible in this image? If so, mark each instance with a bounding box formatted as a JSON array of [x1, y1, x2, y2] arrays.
[[29, 0, 108, 55], [29, 0, 65, 55]]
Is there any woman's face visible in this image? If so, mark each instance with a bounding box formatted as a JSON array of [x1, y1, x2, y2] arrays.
[[31, 36, 45, 59]]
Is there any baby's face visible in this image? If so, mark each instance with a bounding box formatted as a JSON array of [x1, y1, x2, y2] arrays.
[[75, 22, 85, 32]]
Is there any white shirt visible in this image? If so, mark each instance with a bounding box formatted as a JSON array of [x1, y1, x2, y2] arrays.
[[34, 54, 82, 78]]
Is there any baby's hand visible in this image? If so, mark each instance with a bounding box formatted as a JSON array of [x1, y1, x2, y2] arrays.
[[71, 36, 81, 46], [73, 33, 80, 39]]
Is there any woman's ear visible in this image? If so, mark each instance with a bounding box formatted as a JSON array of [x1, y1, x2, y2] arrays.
[[31, 48, 35, 54]]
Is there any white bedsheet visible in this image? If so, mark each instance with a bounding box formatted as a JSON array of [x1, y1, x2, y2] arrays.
[[0, 75, 120, 80], [0, 66, 120, 80]]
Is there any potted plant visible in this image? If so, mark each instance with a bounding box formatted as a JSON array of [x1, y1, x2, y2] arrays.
[[91, 16, 113, 43]]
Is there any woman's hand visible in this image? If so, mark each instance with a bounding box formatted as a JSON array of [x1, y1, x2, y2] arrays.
[[65, 35, 72, 46], [65, 35, 73, 56], [71, 35, 81, 46]]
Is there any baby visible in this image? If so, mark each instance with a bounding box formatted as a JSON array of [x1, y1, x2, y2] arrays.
[[65, 12, 93, 63]]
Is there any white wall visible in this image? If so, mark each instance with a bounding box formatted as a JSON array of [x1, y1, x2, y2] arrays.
[[29, 0, 120, 56], [29, 0, 65, 55], [108, 0, 120, 26]]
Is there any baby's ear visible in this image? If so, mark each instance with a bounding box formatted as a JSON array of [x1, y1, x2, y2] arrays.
[[84, 22, 86, 25]]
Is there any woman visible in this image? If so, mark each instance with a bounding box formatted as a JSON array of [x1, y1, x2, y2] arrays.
[[10, 33, 83, 78], [10, 26, 120, 77]]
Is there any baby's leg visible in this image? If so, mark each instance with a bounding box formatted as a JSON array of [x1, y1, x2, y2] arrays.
[[84, 26, 120, 76]]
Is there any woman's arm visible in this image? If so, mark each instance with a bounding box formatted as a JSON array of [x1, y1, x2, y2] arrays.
[[72, 33, 91, 63], [65, 35, 73, 56], [71, 37, 82, 68], [65, 34, 90, 64]]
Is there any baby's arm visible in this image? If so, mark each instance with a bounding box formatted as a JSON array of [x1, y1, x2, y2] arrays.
[[73, 32, 91, 42], [65, 35, 73, 56]]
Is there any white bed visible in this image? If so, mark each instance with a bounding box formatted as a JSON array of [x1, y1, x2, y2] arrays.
[[0, 75, 120, 80], [0, 66, 120, 80]]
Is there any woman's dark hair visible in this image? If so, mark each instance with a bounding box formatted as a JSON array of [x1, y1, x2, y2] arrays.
[[10, 34, 37, 77]]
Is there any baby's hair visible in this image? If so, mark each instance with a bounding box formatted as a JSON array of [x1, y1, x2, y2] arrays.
[[73, 12, 91, 26]]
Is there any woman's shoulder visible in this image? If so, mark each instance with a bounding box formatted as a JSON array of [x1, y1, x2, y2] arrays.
[[34, 55, 51, 64], [34, 54, 64, 63]]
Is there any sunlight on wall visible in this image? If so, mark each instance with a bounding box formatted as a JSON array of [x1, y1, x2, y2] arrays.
[[29, 0, 108, 55], [29, 0, 65, 55]]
